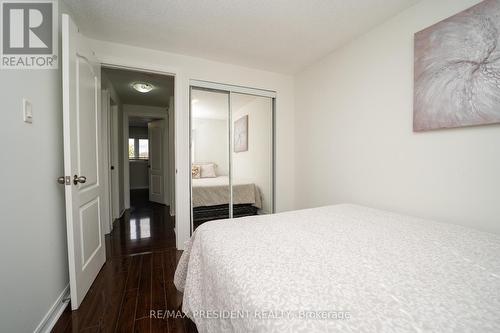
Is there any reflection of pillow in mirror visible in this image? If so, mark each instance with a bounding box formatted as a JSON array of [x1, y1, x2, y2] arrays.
[[200, 163, 216, 178], [192, 165, 201, 179]]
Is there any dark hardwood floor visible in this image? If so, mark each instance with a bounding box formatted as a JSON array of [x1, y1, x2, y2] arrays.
[[52, 189, 197, 333]]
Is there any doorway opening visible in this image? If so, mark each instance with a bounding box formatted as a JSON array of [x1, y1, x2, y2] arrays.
[[101, 66, 176, 237], [128, 116, 155, 207]]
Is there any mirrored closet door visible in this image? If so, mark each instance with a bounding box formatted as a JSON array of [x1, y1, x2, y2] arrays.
[[231, 93, 273, 217], [190, 83, 275, 232], [190, 88, 230, 230]]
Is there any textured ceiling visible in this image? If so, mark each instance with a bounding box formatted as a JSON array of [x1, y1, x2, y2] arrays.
[[102, 67, 174, 107], [64, 0, 419, 74]]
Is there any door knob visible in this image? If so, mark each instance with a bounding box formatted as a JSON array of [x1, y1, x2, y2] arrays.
[[57, 176, 71, 185], [57, 176, 69, 185], [73, 175, 87, 185]]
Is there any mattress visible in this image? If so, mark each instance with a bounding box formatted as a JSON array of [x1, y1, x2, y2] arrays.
[[174, 204, 500, 332], [192, 176, 262, 209]]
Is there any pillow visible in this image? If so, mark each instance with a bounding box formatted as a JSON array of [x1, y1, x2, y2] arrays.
[[191, 165, 201, 179], [200, 163, 217, 178]]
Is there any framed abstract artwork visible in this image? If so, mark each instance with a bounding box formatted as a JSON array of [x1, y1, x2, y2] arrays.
[[413, 0, 500, 131], [234, 115, 248, 152]]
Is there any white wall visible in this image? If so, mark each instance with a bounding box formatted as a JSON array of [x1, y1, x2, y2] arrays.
[[192, 118, 229, 175], [89, 39, 296, 249], [0, 4, 72, 333], [295, 0, 500, 234], [232, 97, 273, 214]]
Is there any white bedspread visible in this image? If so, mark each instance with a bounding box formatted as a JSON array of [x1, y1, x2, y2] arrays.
[[192, 176, 262, 208], [174, 204, 500, 332]]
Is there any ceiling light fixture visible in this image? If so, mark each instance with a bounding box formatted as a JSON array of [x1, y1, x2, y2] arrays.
[[132, 82, 154, 93]]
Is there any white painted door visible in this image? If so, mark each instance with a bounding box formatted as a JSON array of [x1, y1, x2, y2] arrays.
[[149, 120, 166, 204], [168, 99, 176, 215], [62, 14, 105, 310], [100, 90, 111, 234], [110, 105, 120, 219]]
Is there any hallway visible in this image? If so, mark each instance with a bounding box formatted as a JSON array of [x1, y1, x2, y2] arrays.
[[52, 191, 195, 332]]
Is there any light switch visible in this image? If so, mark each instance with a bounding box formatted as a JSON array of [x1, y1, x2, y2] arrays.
[[23, 98, 33, 123]]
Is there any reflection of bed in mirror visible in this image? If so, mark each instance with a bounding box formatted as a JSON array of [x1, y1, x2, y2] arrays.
[[192, 175, 262, 229]]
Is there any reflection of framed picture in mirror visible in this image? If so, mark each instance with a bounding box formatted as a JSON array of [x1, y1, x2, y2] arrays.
[[234, 115, 248, 152]]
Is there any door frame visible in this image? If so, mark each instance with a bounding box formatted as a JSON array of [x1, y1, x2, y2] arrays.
[[102, 92, 120, 227], [100, 89, 112, 234], [109, 104, 121, 220], [99, 63, 184, 244], [122, 105, 169, 206]]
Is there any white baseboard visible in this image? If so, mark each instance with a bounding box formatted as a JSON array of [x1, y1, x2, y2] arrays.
[[34, 285, 70, 333]]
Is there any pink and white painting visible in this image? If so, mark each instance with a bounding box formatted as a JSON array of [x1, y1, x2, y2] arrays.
[[414, 0, 500, 131]]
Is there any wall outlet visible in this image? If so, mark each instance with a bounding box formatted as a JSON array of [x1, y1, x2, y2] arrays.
[[23, 98, 33, 123]]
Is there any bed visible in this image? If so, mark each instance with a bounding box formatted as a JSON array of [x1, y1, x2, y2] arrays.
[[192, 176, 262, 227], [174, 204, 500, 332]]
